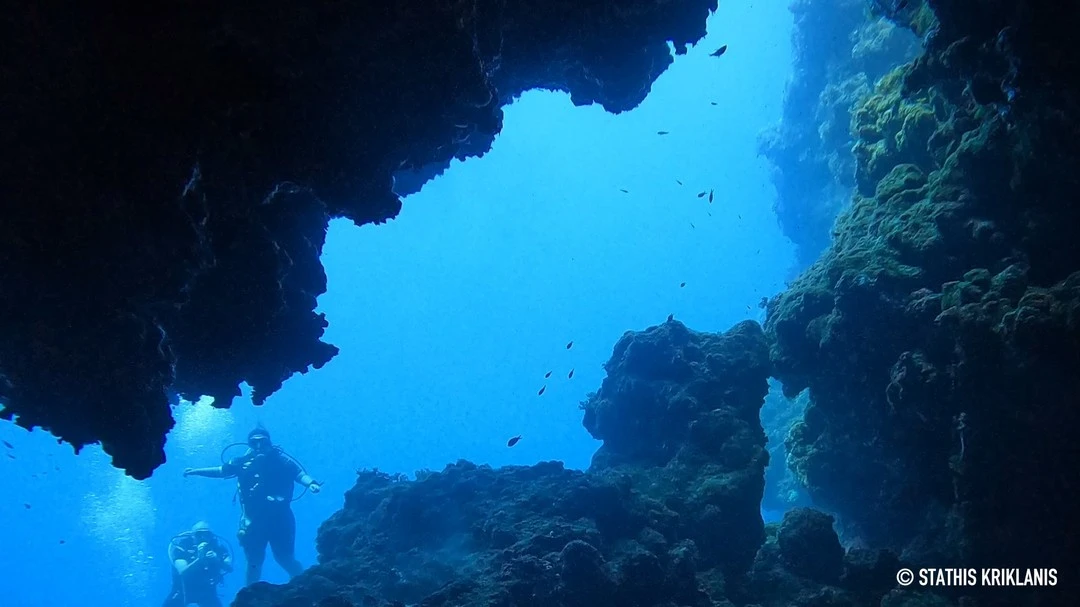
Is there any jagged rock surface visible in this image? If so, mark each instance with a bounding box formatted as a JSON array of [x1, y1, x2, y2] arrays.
[[0, 0, 717, 478]]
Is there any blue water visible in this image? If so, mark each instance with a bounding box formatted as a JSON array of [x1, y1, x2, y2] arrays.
[[0, 3, 794, 605]]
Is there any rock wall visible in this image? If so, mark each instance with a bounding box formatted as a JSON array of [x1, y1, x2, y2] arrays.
[[765, 1, 1080, 602]]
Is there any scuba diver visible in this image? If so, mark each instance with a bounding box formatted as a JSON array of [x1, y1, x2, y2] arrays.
[[163, 521, 233, 607], [183, 426, 322, 585]]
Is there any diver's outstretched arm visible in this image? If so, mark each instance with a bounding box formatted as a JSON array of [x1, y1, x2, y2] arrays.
[[184, 466, 227, 478], [295, 471, 322, 493]]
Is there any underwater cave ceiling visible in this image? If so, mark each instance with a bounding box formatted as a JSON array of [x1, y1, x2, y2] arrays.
[[0, 0, 719, 479]]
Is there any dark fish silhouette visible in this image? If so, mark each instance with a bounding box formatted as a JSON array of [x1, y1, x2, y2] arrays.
[[568, 368, 575, 379], [59, 540, 66, 544], [507, 435, 522, 447], [2, 440, 12, 449], [690, 223, 695, 229], [566, 340, 573, 349], [667, 313, 674, 321], [657, 131, 669, 135], [620, 188, 629, 193], [24, 503, 31, 509], [544, 371, 552, 378], [680, 282, 686, 288], [709, 190, 714, 203], [710, 102, 718, 106], [676, 180, 683, 185], [697, 191, 706, 198], [538, 385, 547, 396], [710, 45, 728, 57], [6, 454, 14, 459]]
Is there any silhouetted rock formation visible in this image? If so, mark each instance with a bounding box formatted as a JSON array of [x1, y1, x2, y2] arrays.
[[765, 0, 1080, 603], [0, 0, 718, 478]]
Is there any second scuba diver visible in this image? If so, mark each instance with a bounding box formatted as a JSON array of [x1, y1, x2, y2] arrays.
[[183, 426, 321, 585], [163, 521, 233, 607]]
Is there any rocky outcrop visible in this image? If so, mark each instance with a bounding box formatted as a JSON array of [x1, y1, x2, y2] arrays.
[[765, 0, 1080, 603], [230, 320, 960, 607], [0, 0, 718, 478], [233, 320, 779, 607], [581, 319, 772, 575]]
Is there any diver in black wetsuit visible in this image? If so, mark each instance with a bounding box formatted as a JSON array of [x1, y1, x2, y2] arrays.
[[183, 427, 321, 585], [163, 521, 233, 607]]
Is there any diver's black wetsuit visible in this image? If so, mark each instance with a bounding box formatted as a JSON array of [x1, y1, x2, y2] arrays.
[[224, 449, 302, 573], [162, 534, 228, 607]]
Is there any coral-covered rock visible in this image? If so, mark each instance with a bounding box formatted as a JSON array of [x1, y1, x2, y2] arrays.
[[582, 319, 771, 573], [765, 1, 1080, 603], [560, 540, 616, 607], [777, 509, 844, 584], [840, 548, 902, 601], [233, 320, 780, 607]]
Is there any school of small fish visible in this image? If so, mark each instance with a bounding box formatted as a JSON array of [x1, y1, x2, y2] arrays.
[[510, 43, 743, 448]]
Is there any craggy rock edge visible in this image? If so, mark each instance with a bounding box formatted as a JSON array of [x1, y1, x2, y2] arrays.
[[0, 0, 717, 479]]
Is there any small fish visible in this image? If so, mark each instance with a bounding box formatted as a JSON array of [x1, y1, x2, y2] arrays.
[[620, 188, 629, 193], [676, 180, 683, 185], [697, 191, 706, 198], [667, 313, 674, 321], [544, 371, 552, 378], [538, 385, 547, 396], [568, 368, 575, 379], [738, 214, 742, 219], [690, 223, 695, 229], [2, 440, 12, 449], [59, 540, 66, 544], [746, 305, 752, 312], [707, 212, 712, 217], [710, 45, 728, 57], [710, 102, 718, 106], [708, 190, 714, 203], [566, 340, 573, 349], [507, 435, 522, 447], [657, 131, 669, 135], [6, 454, 13, 459], [680, 282, 686, 288], [23, 503, 31, 509]]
